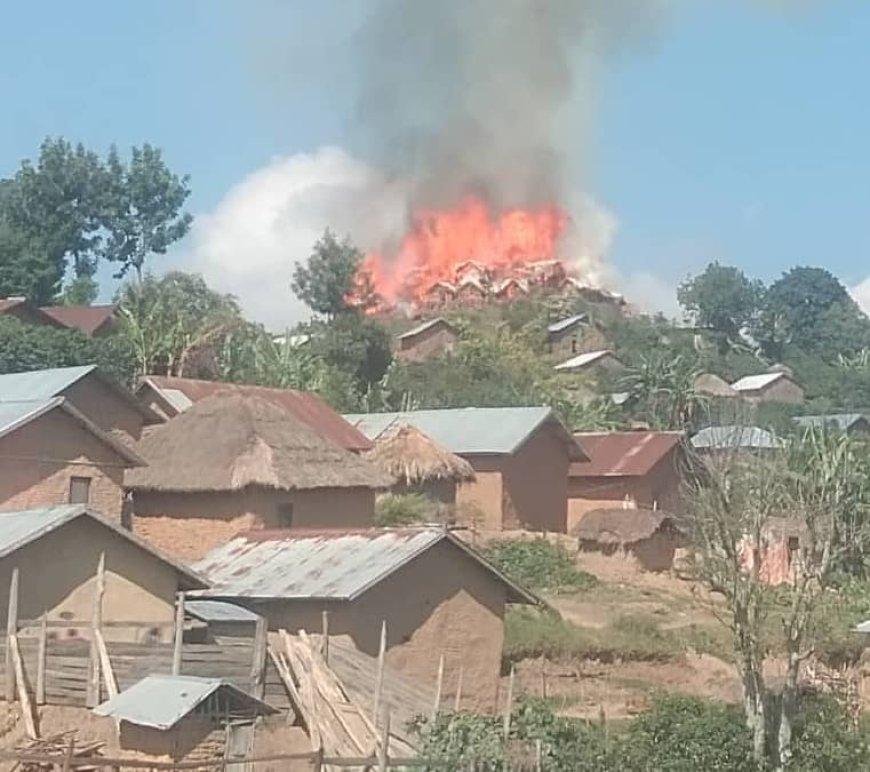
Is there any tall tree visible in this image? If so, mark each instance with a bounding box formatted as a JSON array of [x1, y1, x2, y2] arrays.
[[678, 261, 764, 343], [103, 144, 193, 281]]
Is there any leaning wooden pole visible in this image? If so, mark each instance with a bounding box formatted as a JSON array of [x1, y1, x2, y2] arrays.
[[36, 614, 47, 705], [86, 553, 105, 708], [431, 652, 445, 720], [372, 620, 387, 725], [502, 664, 515, 739], [453, 664, 464, 712], [5, 568, 19, 702], [172, 592, 185, 676]]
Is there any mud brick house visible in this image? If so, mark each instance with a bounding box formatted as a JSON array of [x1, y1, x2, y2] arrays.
[[0, 398, 145, 520], [546, 314, 590, 358], [0, 365, 162, 441], [395, 317, 458, 363], [0, 505, 204, 639], [345, 407, 588, 532], [553, 349, 625, 375], [568, 431, 686, 532], [135, 375, 371, 452], [730, 372, 805, 405], [127, 394, 392, 562], [195, 527, 537, 710]]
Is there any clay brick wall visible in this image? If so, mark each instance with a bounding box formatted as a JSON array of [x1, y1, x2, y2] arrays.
[[455, 457, 504, 530], [397, 325, 458, 363], [62, 376, 150, 440], [132, 487, 376, 562], [0, 410, 127, 520]]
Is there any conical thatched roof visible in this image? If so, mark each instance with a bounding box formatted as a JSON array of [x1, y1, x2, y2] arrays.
[[126, 394, 393, 493], [694, 373, 737, 398], [364, 424, 476, 485]]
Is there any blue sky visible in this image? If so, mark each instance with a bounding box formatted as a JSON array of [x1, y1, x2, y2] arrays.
[[2, 1, 868, 321]]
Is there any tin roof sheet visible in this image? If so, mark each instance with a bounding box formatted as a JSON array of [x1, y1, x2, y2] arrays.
[[344, 406, 585, 458], [793, 414, 869, 432], [185, 600, 261, 623], [39, 304, 116, 335], [397, 318, 453, 340], [547, 314, 588, 335], [731, 373, 788, 392], [194, 528, 537, 604], [93, 675, 274, 729], [691, 425, 784, 450], [554, 350, 617, 372], [0, 365, 97, 401], [571, 432, 683, 477]]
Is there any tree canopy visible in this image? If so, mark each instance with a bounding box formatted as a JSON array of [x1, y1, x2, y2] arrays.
[[678, 261, 763, 342]]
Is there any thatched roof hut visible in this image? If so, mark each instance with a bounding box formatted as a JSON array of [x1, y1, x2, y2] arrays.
[[127, 394, 393, 493], [365, 424, 476, 486], [694, 373, 737, 398], [572, 508, 678, 546]]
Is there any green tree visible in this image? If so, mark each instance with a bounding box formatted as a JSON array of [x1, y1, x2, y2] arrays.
[[678, 261, 764, 343], [310, 312, 392, 394], [291, 230, 372, 317], [103, 144, 193, 280]]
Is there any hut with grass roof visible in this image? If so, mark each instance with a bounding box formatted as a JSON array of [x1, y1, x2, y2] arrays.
[[127, 394, 392, 561], [694, 372, 737, 399], [365, 424, 476, 510], [572, 507, 685, 572]]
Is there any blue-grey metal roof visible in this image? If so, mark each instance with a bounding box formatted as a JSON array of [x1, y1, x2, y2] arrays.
[[194, 528, 537, 604], [855, 620, 870, 634], [691, 425, 784, 450], [344, 406, 576, 456], [93, 674, 274, 729], [185, 599, 260, 624], [547, 314, 588, 335], [793, 414, 869, 432], [0, 365, 96, 401], [0, 505, 207, 588]]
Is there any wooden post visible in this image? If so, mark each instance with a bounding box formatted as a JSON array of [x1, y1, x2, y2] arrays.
[[36, 614, 47, 705], [172, 592, 185, 676], [377, 710, 391, 772], [5, 568, 19, 702], [10, 635, 36, 738], [540, 656, 547, 700], [432, 653, 445, 720], [95, 630, 118, 698], [311, 745, 323, 772], [61, 739, 75, 772], [321, 609, 329, 664], [250, 616, 268, 699], [535, 738, 543, 772], [453, 665, 464, 712], [86, 553, 105, 707], [502, 664, 515, 739], [372, 620, 387, 724]]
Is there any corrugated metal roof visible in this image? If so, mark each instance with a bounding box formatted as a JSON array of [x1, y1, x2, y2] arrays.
[[554, 350, 618, 372], [0, 505, 206, 588], [93, 674, 274, 729], [731, 373, 787, 392], [185, 599, 261, 623], [793, 414, 869, 432], [397, 318, 453, 340], [571, 432, 683, 477], [855, 620, 870, 634], [691, 425, 784, 450], [194, 528, 537, 604], [547, 314, 588, 335], [38, 304, 116, 335], [140, 376, 371, 452], [0, 365, 97, 401], [344, 406, 584, 458]]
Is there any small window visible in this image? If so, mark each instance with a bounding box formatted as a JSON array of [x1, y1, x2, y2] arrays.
[[571, 338, 578, 354], [68, 476, 91, 505], [277, 503, 294, 528]]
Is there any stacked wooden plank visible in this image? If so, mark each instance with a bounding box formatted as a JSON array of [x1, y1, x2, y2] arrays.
[[14, 732, 103, 771]]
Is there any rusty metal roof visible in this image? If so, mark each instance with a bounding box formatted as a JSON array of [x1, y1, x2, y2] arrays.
[[194, 528, 537, 604], [571, 432, 684, 477], [139, 376, 371, 451], [39, 304, 117, 335]]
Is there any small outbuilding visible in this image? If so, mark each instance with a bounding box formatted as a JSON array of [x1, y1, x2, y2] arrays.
[[573, 507, 684, 572], [128, 394, 391, 561], [731, 372, 804, 404], [195, 527, 538, 711], [395, 318, 458, 363], [93, 674, 275, 764]]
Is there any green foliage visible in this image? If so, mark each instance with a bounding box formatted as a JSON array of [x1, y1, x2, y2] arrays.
[[618, 352, 705, 431], [482, 539, 597, 593], [291, 229, 369, 317], [678, 261, 764, 342], [0, 317, 136, 385], [787, 695, 870, 771], [374, 493, 435, 526], [309, 311, 393, 394]]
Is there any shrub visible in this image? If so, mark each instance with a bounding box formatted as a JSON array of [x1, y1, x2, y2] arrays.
[[373, 493, 436, 526], [483, 538, 597, 593]]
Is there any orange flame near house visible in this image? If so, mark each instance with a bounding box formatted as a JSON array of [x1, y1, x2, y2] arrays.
[[356, 196, 569, 308]]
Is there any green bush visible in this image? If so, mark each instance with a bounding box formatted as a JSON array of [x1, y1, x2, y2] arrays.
[[483, 538, 597, 593], [373, 493, 436, 526]]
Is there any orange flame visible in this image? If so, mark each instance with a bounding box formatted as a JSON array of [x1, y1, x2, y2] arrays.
[[356, 195, 568, 308]]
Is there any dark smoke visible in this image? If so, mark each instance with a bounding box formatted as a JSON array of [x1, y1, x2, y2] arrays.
[[355, 0, 670, 210]]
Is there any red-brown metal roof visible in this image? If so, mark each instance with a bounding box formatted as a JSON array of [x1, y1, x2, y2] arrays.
[[39, 304, 117, 335], [141, 375, 372, 452], [570, 431, 683, 477]]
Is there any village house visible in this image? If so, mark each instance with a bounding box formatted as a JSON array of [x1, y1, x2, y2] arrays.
[[455, 277, 488, 307], [194, 527, 538, 711], [395, 317, 458, 363], [345, 407, 588, 532], [546, 314, 590, 358], [0, 297, 119, 336], [135, 375, 371, 452], [793, 413, 870, 435], [127, 394, 392, 562], [691, 425, 784, 455], [573, 508, 685, 572], [553, 349, 625, 375], [567, 431, 686, 532], [0, 398, 145, 520], [730, 372, 805, 404], [0, 297, 68, 328], [0, 504, 205, 640], [0, 365, 162, 441], [694, 373, 738, 398], [493, 277, 529, 302]]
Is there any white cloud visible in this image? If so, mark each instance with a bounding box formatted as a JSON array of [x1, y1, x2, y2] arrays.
[[176, 146, 407, 330], [851, 278, 870, 316]]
